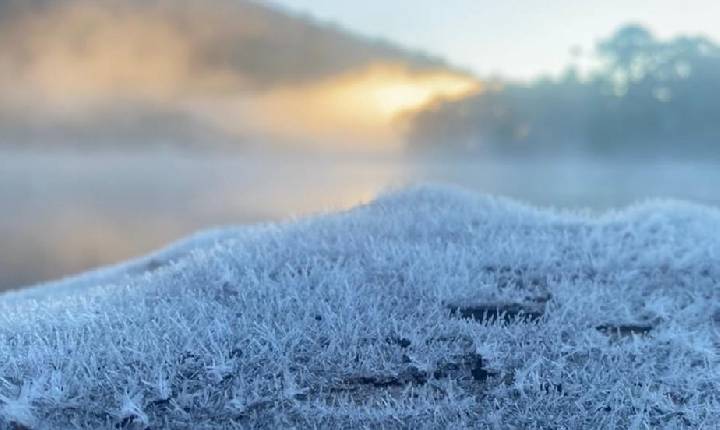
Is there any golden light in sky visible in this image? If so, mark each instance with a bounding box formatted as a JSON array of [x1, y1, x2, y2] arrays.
[[204, 63, 481, 150], [325, 63, 481, 118], [3, 3, 481, 152], [1, 1, 483, 152]]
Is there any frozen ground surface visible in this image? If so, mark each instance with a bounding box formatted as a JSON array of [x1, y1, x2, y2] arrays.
[[1, 185, 719, 429]]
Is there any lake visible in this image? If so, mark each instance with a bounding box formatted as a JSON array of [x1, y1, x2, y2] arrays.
[[2, 148, 719, 290]]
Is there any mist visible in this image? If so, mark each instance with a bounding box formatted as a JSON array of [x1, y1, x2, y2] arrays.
[[406, 25, 720, 160], [0, 0, 473, 150], [3, 2, 720, 291]]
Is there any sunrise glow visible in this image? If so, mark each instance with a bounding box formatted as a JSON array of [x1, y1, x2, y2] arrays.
[[211, 63, 482, 150], [324, 63, 481, 119]]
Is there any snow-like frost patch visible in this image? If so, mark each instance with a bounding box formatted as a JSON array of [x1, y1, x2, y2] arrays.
[[1, 184, 719, 428]]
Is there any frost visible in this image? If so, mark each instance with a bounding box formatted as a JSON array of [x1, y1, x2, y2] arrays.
[[0, 184, 719, 428]]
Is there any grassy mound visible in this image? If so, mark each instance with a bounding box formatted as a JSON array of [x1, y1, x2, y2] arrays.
[[1, 185, 719, 429]]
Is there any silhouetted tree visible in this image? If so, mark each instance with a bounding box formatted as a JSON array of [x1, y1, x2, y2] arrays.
[[408, 24, 720, 158]]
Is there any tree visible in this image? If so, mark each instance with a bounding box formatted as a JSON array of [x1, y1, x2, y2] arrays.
[[407, 24, 720, 159]]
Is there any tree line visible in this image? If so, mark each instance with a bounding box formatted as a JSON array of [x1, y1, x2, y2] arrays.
[[407, 25, 720, 158]]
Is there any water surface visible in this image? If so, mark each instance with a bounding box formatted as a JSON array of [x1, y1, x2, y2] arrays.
[[2, 148, 718, 290]]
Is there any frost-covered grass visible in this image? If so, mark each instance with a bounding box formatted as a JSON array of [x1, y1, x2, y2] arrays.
[[1, 184, 719, 429]]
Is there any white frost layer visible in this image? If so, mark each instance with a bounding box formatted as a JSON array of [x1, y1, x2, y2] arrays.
[[1, 184, 719, 429]]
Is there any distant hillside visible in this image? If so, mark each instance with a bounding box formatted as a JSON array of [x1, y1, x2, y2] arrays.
[[0, 0, 457, 148]]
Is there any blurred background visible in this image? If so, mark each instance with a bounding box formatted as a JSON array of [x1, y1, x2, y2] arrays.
[[2, 0, 720, 290]]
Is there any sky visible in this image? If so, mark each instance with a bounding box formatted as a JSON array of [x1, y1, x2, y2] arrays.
[[269, 0, 720, 81]]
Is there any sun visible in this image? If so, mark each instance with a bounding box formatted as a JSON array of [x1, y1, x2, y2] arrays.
[[361, 65, 481, 117], [322, 63, 481, 120], [194, 63, 481, 150]]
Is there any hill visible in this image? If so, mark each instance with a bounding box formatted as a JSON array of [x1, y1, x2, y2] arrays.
[[0, 0, 454, 148]]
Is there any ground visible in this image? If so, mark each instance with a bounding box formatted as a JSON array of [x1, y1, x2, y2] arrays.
[[0, 184, 719, 429]]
